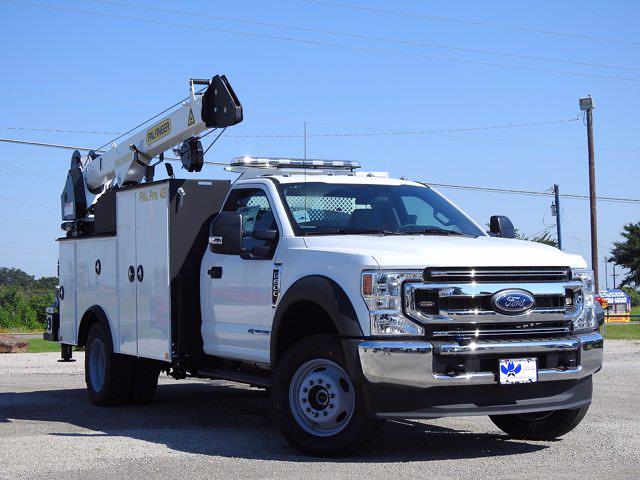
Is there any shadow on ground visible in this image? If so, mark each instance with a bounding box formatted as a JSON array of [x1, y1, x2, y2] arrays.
[[0, 382, 547, 461]]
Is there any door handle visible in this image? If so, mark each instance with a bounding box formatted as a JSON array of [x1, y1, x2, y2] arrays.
[[208, 266, 222, 279], [136, 265, 144, 282], [128, 266, 135, 283]]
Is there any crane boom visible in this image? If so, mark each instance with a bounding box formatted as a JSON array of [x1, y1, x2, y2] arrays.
[[61, 75, 242, 234], [85, 94, 205, 190]]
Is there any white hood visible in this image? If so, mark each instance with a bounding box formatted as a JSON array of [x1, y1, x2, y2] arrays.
[[303, 235, 586, 269]]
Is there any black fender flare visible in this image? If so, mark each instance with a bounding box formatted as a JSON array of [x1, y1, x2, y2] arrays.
[[270, 275, 364, 364], [78, 305, 114, 349]]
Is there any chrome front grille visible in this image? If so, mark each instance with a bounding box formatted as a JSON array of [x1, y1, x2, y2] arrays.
[[423, 266, 571, 283], [431, 323, 571, 338], [404, 267, 582, 340]]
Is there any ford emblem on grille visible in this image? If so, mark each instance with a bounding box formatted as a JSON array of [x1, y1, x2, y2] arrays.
[[490, 289, 535, 315]]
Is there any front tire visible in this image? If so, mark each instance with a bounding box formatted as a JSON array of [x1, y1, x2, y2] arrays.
[[272, 335, 378, 457], [490, 405, 590, 440]]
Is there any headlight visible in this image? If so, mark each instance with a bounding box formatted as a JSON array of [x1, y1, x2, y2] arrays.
[[361, 271, 424, 336], [571, 268, 598, 333]]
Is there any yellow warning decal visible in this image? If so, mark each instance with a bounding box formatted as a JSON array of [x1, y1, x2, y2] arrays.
[[187, 108, 195, 126], [146, 118, 171, 145]]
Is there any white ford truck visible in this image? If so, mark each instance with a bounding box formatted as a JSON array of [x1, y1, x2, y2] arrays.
[[45, 76, 603, 456]]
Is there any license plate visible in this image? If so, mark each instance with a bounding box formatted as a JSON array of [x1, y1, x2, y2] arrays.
[[499, 358, 538, 384]]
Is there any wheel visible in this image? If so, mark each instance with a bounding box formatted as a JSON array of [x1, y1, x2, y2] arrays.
[[272, 335, 378, 457], [128, 359, 160, 405], [489, 405, 590, 440], [85, 322, 133, 406]]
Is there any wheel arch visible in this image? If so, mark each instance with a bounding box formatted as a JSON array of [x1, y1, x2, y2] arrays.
[[77, 305, 115, 349], [270, 275, 363, 366]]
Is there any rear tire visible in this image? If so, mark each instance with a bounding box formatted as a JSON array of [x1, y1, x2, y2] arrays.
[[272, 335, 378, 457], [128, 359, 160, 405], [489, 405, 590, 440], [85, 323, 132, 406]]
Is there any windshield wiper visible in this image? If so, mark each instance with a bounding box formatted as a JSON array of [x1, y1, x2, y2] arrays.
[[341, 228, 401, 235], [401, 227, 466, 236], [302, 227, 400, 236]]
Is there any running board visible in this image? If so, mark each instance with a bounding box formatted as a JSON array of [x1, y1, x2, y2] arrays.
[[196, 367, 271, 388]]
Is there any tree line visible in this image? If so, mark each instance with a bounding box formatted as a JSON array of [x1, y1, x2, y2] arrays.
[[0, 267, 56, 331]]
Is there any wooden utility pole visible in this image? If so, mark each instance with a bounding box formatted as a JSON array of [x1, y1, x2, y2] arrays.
[[580, 96, 599, 291], [612, 264, 617, 290]]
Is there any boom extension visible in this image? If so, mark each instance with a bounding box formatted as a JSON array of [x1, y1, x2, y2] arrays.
[[61, 75, 242, 231]]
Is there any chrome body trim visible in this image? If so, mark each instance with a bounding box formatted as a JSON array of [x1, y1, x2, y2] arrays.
[[431, 327, 571, 337], [357, 332, 603, 388], [437, 337, 579, 355]]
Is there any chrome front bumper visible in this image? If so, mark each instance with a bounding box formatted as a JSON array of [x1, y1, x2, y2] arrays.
[[358, 332, 603, 388]]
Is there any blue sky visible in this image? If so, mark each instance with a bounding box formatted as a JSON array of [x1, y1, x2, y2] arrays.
[[0, 0, 638, 288]]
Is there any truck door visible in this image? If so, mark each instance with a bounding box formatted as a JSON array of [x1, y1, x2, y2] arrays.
[[58, 241, 77, 344], [117, 190, 137, 355], [201, 187, 280, 363]]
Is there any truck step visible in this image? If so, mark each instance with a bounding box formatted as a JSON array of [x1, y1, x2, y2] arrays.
[[196, 367, 271, 388]]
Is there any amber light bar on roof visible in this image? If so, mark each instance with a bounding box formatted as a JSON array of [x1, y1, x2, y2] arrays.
[[230, 156, 361, 170]]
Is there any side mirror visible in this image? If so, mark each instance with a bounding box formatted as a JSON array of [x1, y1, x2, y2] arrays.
[[209, 212, 243, 254], [489, 215, 516, 238]]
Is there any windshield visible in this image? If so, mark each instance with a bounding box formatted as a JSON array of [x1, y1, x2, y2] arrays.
[[278, 182, 485, 237]]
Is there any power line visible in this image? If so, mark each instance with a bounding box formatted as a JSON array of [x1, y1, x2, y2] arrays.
[[3, 0, 640, 83], [0, 160, 58, 183], [0, 137, 106, 152], [564, 232, 614, 253], [226, 117, 580, 138], [0, 245, 57, 251], [2, 136, 640, 205], [85, 0, 640, 73], [0, 137, 220, 165], [426, 182, 640, 205], [301, 0, 640, 46], [0, 117, 580, 141], [426, 131, 640, 155], [5, 122, 640, 156], [0, 221, 54, 232], [0, 125, 121, 135], [0, 88, 158, 108], [0, 195, 57, 210]]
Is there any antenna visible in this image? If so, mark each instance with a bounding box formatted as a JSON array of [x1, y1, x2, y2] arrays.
[[304, 121, 308, 231]]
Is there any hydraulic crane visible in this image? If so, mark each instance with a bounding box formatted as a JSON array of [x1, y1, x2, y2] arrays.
[[60, 75, 242, 236]]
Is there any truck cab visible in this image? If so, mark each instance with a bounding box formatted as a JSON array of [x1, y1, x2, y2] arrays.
[[197, 157, 603, 454]]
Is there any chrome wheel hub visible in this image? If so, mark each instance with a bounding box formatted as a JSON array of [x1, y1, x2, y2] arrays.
[[88, 338, 106, 392], [289, 359, 355, 437]]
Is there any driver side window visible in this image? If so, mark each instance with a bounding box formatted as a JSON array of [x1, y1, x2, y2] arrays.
[[223, 188, 278, 257]]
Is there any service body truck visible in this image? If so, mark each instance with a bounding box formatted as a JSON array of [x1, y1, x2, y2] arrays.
[[45, 75, 604, 456]]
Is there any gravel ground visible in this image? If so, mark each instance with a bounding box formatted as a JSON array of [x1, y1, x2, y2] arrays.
[[0, 340, 638, 480]]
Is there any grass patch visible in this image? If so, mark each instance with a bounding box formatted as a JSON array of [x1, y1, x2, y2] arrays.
[[604, 323, 640, 340], [0, 328, 43, 334], [27, 338, 62, 353]]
